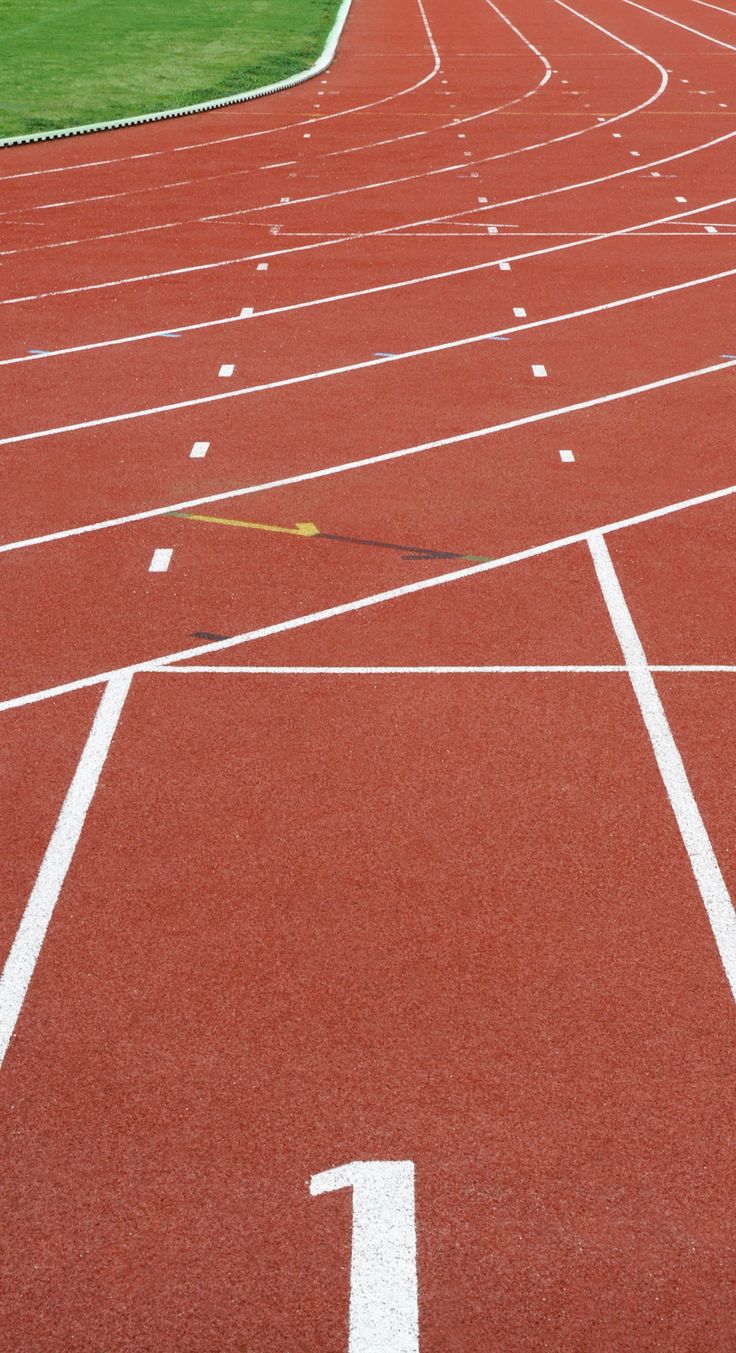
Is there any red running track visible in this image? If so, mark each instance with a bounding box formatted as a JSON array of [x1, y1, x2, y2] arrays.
[[1, 0, 736, 1348]]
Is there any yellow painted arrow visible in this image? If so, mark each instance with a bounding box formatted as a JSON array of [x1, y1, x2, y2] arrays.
[[173, 511, 319, 537]]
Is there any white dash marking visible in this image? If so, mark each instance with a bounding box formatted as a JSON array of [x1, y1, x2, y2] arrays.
[[559, 448, 575, 462], [589, 533, 736, 1003], [219, 363, 235, 378], [149, 548, 173, 572], [0, 673, 132, 1067], [478, 196, 488, 203], [190, 441, 210, 459], [513, 306, 527, 318], [257, 263, 269, 271], [240, 306, 254, 317], [676, 195, 687, 203], [631, 151, 641, 157], [613, 132, 622, 138], [487, 225, 498, 234], [532, 363, 548, 378], [499, 261, 511, 271], [705, 225, 718, 234]]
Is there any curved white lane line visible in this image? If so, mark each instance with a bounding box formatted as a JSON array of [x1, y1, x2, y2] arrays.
[[321, 0, 551, 160], [2, 193, 733, 368], [0, 0, 552, 227], [3, 358, 736, 717], [0, 0, 443, 185], [0, 12, 662, 227], [618, 0, 736, 48], [2, 257, 736, 554], [5, 112, 732, 310], [0, 0, 670, 285]]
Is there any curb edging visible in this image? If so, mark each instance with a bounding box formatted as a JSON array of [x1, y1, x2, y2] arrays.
[[0, 0, 354, 150]]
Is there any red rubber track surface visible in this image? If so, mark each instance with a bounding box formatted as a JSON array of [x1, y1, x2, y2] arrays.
[[1, 0, 736, 1348]]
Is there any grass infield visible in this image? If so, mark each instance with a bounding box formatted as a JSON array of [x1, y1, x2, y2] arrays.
[[0, 0, 342, 138]]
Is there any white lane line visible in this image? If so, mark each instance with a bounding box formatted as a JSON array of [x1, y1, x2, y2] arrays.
[[148, 548, 173, 573], [8, 466, 736, 715], [532, 363, 548, 377], [619, 0, 736, 50], [4, 350, 736, 556], [218, 364, 235, 378], [0, 0, 443, 184], [689, 0, 736, 19], [5, 249, 736, 449], [157, 665, 631, 674], [190, 441, 210, 459], [154, 664, 736, 674], [0, 673, 132, 1067], [589, 532, 736, 1002], [559, 448, 575, 461], [0, 0, 667, 279]]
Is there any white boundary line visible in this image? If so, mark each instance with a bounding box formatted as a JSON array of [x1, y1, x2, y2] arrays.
[[0, 672, 132, 1067], [0, 0, 356, 151], [589, 532, 736, 1001]]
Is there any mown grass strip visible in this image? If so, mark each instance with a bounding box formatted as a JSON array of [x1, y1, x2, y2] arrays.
[[0, 0, 342, 139]]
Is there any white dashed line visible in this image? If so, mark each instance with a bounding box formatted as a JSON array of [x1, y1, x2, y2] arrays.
[[218, 364, 235, 378], [513, 306, 527, 317], [149, 549, 173, 573], [190, 442, 210, 459], [532, 363, 548, 378], [559, 448, 575, 462]]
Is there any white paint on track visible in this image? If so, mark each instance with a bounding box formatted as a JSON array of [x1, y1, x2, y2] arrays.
[[7, 450, 736, 715], [589, 532, 736, 1003], [3, 200, 734, 369], [0, 0, 669, 271], [618, 0, 736, 50], [0, 673, 132, 1067], [2, 346, 736, 551]]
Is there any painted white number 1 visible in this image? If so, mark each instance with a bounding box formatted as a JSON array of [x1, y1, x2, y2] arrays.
[[310, 1160, 419, 1353]]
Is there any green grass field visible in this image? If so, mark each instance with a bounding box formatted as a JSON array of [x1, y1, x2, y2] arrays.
[[0, 0, 342, 139]]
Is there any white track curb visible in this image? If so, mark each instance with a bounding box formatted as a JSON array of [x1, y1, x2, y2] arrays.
[[0, 0, 353, 149]]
